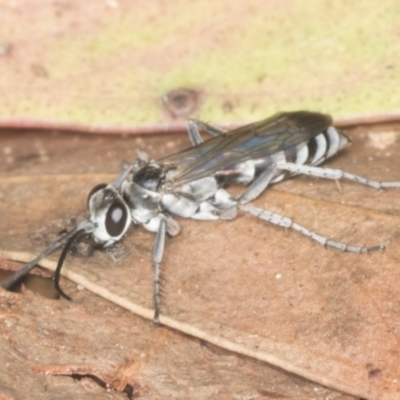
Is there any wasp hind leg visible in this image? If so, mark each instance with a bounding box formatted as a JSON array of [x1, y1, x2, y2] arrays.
[[240, 204, 384, 254], [186, 119, 226, 146], [276, 163, 400, 189], [237, 167, 278, 204]]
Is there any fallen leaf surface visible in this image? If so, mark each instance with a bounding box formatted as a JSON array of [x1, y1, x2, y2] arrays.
[[1, 124, 400, 399], [0, 289, 356, 400]]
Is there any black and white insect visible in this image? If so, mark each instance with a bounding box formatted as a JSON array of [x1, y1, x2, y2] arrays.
[[2, 111, 400, 321]]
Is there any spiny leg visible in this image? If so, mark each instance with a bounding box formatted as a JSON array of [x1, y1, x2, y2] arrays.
[[276, 163, 400, 189], [240, 204, 384, 253], [186, 119, 226, 146], [152, 219, 167, 323]]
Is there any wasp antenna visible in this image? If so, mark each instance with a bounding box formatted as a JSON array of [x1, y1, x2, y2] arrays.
[[1, 220, 95, 290], [54, 228, 88, 301]]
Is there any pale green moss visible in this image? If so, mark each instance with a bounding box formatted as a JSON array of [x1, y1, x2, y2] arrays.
[[3, 0, 400, 126]]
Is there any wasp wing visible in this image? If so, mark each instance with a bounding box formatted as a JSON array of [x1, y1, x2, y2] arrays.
[[159, 111, 333, 186]]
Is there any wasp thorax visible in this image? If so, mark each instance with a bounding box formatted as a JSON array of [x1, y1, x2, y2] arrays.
[[87, 185, 131, 246], [133, 164, 164, 191]]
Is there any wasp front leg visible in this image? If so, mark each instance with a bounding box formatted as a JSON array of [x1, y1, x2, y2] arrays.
[[152, 218, 167, 322]]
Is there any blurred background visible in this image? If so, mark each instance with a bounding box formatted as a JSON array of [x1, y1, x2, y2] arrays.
[[1, 0, 399, 133]]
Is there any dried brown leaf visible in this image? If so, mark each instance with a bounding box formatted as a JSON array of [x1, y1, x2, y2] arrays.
[[1, 125, 400, 399]]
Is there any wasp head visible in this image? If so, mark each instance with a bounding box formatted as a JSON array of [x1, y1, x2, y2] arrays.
[[87, 183, 131, 247]]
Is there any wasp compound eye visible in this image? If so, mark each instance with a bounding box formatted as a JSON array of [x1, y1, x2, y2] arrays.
[[87, 183, 108, 207], [105, 199, 129, 237]]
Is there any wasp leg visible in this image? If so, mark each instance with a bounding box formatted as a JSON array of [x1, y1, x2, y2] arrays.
[[111, 164, 133, 190], [240, 204, 384, 253], [152, 218, 166, 323], [107, 242, 130, 263], [186, 119, 226, 146], [276, 163, 400, 189], [237, 167, 278, 204]]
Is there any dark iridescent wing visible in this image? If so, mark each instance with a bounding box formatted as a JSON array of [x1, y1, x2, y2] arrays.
[[159, 111, 332, 186]]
